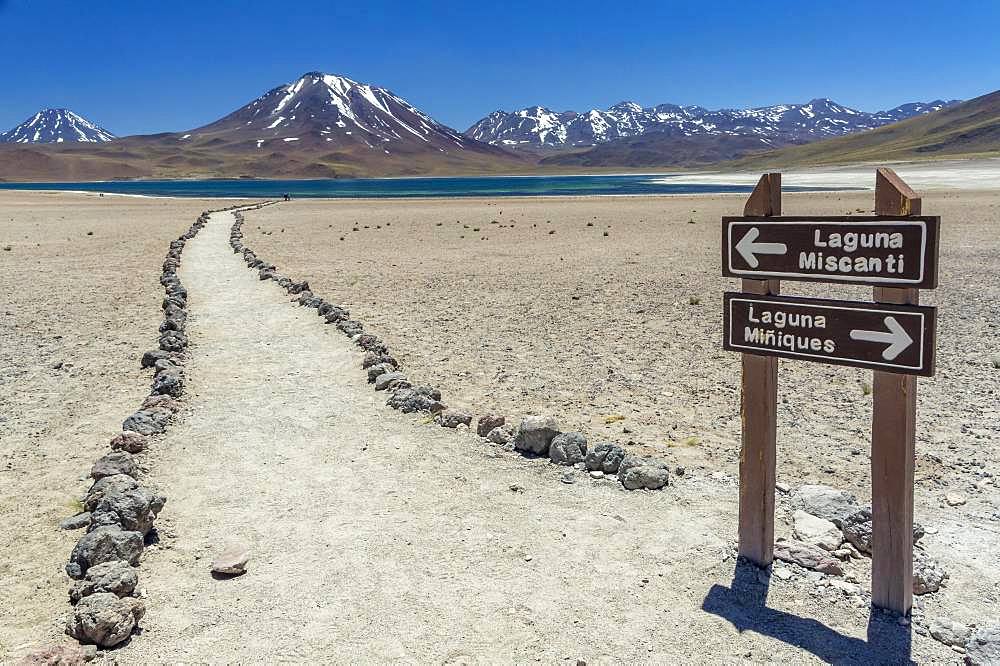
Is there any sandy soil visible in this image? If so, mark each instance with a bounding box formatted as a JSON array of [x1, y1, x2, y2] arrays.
[[0, 193, 252, 660], [0, 189, 996, 663], [116, 213, 954, 663], [237, 190, 1000, 650], [242, 191, 1000, 494]]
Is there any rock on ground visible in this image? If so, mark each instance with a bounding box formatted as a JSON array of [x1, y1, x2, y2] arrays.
[[60, 512, 92, 531], [549, 432, 588, 465], [109, 431, 148, 454], [90, 452, 136, 480], [65, 592, 145, 648], [212, 544, 250, 576], [88, 486, 166, 536], [477, 414, 505, 437], [438, 410, 472, 429], [18, 644, 87, 665], [69, 560, 139, 603], [486, 426, 511, 444], [840, 507, 925, 554], [66, 526, 143, 579], [585, 443, 626, 474], [928, 617, 971, 648], [791, 485, 859, 525], [386, 386, 445, 414], [965, 626, 1000, 665], [512, 416, 560, 456], [122, 410, 168, 436], [773, 538, 844, 575], [913, 549, 948, 594], [792, 510, 843, 551], [83, 475, 138, 513], [373, 371, 407, 391], [618, 455, 670, 490]]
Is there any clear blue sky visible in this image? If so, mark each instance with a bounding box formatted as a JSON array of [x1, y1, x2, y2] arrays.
[[0, 0, 996, 136]]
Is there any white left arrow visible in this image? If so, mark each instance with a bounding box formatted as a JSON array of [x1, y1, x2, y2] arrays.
[[735, 227, 787, 268], [849, 316, 914, 361]]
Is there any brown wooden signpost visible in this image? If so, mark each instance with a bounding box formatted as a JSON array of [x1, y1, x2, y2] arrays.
[[722, 216, 940, 288], [725, 168, 939, 615], [724, 293, 936, 376]]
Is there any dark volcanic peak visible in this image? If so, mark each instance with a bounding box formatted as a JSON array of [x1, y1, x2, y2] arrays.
[[466, 98, 962, 149], [0, 109, 116, 144], [190, 71, 480, 153]]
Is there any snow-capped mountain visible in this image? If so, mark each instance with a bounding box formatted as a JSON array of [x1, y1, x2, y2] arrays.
[[466, 98, 961, 149], [189, 71, 490, 155], [0, 109, 116, 143]]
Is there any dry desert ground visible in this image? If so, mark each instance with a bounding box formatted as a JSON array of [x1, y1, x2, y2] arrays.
[[1, 188, 998, 664]]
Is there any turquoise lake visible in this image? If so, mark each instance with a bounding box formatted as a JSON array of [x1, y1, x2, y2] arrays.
[[0, 175, 842, 199]]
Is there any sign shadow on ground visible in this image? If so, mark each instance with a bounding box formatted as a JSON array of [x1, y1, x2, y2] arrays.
[[701, 559, 913, 664]]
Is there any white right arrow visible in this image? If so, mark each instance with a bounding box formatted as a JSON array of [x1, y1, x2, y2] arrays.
[[850, 316, 914, 361], [735, 227, 788, 268]]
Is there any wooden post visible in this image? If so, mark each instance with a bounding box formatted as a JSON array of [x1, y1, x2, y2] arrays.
[[738, 173, 781, 567], [871, 167, 921, 614]]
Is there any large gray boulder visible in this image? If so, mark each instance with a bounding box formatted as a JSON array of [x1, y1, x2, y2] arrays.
[[150, 371, 183, 397], [512, 416, 560, 456], [386, 386, 446, 414], [140, 349, 173, 369], [617, 455, 670, 490], [549, 432, 588, 465], [965, 626, 1000, 665], [122, 410, 168, 436], [83, 474, 139, 512], [585, 442, 626, 474], [69, 560, 139, 603], [67, 527, 143, 579], [89, 486, 166, 536], [90, 452, 136, 480], [65, 592, 145, 647], [791, 485, 860, 526]]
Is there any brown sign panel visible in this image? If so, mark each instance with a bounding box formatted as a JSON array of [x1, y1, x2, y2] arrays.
[[723, 293, 936, 376], [722, 216, 940, 289]]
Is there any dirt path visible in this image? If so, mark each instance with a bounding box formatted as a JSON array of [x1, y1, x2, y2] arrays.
[[116, 211, 949, 663]]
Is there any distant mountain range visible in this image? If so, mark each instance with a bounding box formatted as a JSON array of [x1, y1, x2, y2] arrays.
[[0, 109, 116, 144], [465, 99, 959, 150], [731, 89, 1000, 168], [0, 72, 523, 181], [0, 72, 993, 181]]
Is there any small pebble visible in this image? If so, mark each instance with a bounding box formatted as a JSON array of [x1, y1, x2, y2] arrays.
[[945, 493, 966, 506]]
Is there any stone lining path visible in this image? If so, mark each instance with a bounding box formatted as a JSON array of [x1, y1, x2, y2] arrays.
[[114, 211, 928, 663]]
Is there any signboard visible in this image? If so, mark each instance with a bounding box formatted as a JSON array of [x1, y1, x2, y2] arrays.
[[723, 292, 936, 376], [722, 216, 940, 288]]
